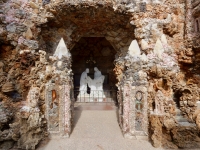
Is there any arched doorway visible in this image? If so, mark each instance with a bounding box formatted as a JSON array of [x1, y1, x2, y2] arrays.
[[71, 37, 118, 103], [42, 2, 148, 139]]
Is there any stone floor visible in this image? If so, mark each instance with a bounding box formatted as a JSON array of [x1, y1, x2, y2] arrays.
[[38, 103, 164, 150]]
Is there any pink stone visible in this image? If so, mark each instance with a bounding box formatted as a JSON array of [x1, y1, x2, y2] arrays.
[[18, 36, 25, 45]]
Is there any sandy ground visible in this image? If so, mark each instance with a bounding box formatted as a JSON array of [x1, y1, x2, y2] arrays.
[[37, 108, 164, 150]]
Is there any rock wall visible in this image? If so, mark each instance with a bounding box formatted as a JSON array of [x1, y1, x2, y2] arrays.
[[0, 0, 200, 149]]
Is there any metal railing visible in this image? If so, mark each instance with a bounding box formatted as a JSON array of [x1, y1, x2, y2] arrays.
[[74, 90, 117, 103]]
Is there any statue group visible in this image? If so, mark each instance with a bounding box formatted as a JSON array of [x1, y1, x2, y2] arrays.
[[78, 67, 105, 102]]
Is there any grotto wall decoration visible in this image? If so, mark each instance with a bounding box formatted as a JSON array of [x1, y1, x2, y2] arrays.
[[0, 0, 200, 149]]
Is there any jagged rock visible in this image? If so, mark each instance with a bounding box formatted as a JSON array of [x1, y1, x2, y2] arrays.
[[18, 86, 43, 149], [0, 61, 4, 73], [24, 27, 33, 40], [141, 39, 149, 50], [2, 82, 15, 93], [171, 127, 200, 149], [0, 102, 12, 128], [0, 141, 14, 150], [6, 23, 16, 33], [29, 2, 39, 9], [23, 40, 39, 49], [153, 39, 164, 59], [150, 115, 163, 148], [42, 0, 50, 5]]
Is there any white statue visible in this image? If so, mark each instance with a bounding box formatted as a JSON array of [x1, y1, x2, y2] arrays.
[[93, 67, 104, 91], [87, 67, 105, 101], [94, 67, 102, 79], [79, 68, 89, 95]]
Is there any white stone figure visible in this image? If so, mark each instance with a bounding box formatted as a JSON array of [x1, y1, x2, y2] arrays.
[[54, 38, 71, 59], [79, 68, 89, 95], [94, 67, 102, 79], [153, 38, 164, 59], [87, 67, 105, 101], [128, 40, 141, 57]]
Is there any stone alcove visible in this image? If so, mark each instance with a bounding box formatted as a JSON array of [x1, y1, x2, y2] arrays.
[[71, 37, 118, 101], [40, 2, 147, 138]]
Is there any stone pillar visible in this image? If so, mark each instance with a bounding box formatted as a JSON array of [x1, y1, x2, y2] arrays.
[[45, 83, 73, 137], [122, 82, 148, 138], [45, 84, 60, 133]]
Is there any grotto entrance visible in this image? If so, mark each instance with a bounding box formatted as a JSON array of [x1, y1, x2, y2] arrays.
[[42, 2, 137, 138], [71, 37, 118, 104]]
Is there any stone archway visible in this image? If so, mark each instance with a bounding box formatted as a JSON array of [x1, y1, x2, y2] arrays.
[[40, 2, 144, 138], [40, 1, 144, 138]]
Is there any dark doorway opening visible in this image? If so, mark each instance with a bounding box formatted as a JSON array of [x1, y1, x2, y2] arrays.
[[71, 37, 118, 103]]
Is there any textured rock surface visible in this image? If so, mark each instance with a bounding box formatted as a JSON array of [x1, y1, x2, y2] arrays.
[[0, 0, 200, 149]]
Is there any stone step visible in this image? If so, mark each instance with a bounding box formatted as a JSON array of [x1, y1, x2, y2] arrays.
[[175, 108, 182, 116], [175, 116, 188, 122], [175, 108, 189, 122], [74, 102, 117, 111], [177, 122, 196, 127]]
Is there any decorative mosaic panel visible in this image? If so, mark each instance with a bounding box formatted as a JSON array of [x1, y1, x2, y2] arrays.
[[45, 84, 60, 133], [46, 84, 72, 136], [131, 86, 148, 136], [135, 90, 144, 131], [122, 84, 148, 136]]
